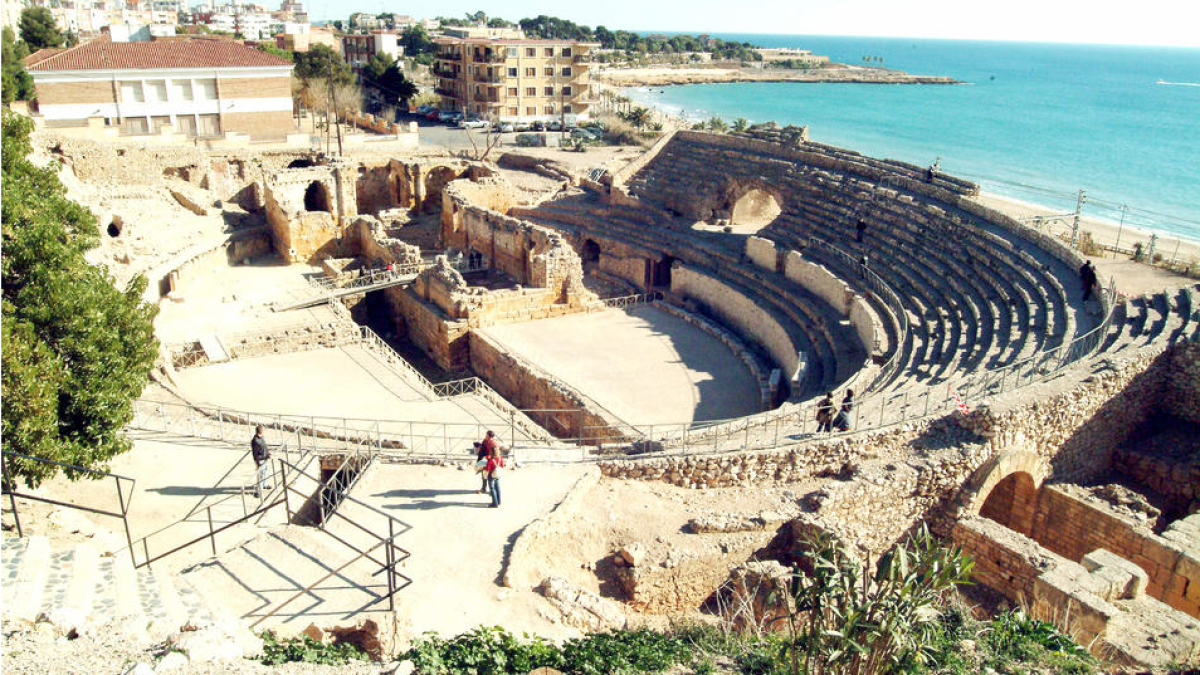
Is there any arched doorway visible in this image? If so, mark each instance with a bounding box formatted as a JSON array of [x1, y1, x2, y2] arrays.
[[730, 188, 782, 232], [580, 239, 601, 271], [979, 471, 1037, 536], [651, 255, 676, 288], [304, 181, 331, 212]]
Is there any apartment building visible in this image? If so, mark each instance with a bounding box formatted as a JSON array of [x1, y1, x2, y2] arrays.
[[340, 30, 401, 67], [27, 35, 295, 139], [433, 37, 600, 125]]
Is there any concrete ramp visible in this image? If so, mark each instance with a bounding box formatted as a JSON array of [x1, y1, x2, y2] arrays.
[[198, 333, 229, 363]]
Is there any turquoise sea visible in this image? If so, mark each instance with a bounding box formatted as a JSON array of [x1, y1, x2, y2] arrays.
[[624, 35, 1200, 241]]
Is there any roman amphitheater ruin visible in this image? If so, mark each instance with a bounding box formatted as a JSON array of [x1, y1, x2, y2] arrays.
[[3, 125, 1199, 669]]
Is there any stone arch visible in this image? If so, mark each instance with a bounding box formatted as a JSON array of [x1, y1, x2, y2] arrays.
[[961, 450, 1049, 535], [581, 238, 601, 264], [422, 166, 460, 212], [729, 186, 787, 230], [304, 181, 332, 212]]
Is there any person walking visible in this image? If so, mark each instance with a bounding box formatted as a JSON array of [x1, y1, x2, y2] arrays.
[[251, 425, 271, 498], [1080, 260, 1098, 302], [855, 219, 867, 244], [485, 446, 504, 508], [815, 392, 834, 433]]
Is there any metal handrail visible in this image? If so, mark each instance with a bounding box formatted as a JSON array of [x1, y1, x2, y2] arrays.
[[2, 451, 138, 566], [251, 455, 412, 627]]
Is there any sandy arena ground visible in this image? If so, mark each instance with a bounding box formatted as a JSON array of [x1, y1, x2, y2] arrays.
[[479, 306, 763, 427]]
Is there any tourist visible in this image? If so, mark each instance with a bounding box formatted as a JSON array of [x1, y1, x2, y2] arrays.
[[474, 441, 489, 493], [856, 219, 867, 243], [834, 390, 855, 432], [859, 254, 870, 278], [816, 392, 835, 433], [485, 445, 504, 508], [1079, 260, 1098, 302], [251, 425, 271, 498]]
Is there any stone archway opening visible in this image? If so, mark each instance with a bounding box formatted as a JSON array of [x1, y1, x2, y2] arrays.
[[730, 188, 782, 232], [304, 181, 331, 212], [979, 471, 1037, 536], [581, 239, 601, 264], [651, 255, 676, 288], [422, 167, 459, 212]]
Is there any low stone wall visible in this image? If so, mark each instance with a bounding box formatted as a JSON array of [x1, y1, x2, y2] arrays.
[[469, 331, 628, 442], [745, 236, 779, 272], [783, 251, 851, 314], [1111, 445, 1200, 515], [654, 302, 773, 410], [670, 265, 800, 376], [599, 439, 860, 488]]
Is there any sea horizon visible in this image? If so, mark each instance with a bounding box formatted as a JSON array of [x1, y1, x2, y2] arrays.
[[620, 35, 1200, 247]]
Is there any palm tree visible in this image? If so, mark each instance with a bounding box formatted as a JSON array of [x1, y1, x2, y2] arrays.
[[625, 106, 652, 131], [706, 117, 728, 133], [732, 117, 749, 132]]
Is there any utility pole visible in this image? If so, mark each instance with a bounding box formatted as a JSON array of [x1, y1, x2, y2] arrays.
[[1069, 189, 1086, 250], [1113, 204, 1128, 257]]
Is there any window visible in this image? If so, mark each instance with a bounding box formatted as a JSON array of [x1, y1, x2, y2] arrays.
[[197, 79, 218, 100], [198, 113, 221, 136], [562, 67, 572, 77], [508, 107, 518, 116], [525, 47, 535, 57], [544, 47, 553, 57], [524, 67, 535, 77], [544, 86, 554, 96], [561, 86, 572, 96], [562, 47, 572, 57], [544, 105, 555, 115], [171, 80, 193, 101], [122, 116, 148, 134], [525, 106, 535, 115], [506, 47, 517, 56], [507, 67, 517, 77], [120, 81, 144, 103], [507, 87, 518, 96], [145, 80, 167, 102], [563, 105, 573, 113], [525, 87, 536, 96], [176, 115, 197, 136], [543, 67, 554, 76], [151, 115, 171, 131]]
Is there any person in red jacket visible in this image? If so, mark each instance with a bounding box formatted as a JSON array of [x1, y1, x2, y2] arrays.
[[485, 445, 504, 508]]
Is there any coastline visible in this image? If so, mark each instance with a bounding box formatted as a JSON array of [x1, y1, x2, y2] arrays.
[[973, 191, 1200, 263], [593, 65, 960, 87]]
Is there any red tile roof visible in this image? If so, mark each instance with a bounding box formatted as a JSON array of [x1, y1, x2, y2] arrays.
[[27, 35, 293, 72], [25, 48, 65, 66]]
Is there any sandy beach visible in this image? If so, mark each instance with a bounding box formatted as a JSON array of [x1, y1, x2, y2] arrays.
[[972, 191, 1200, 263], [593, 65, 959, 87]]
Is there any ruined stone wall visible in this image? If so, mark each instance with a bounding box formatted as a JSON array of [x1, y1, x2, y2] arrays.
[[745, 236, 779, 272], [162, 227, 273, 300], [349, 216, 422, 266], [671, 265, 800, 376], [380, 284, 470, 371], [262, 164, 360, 262], [599, 439, 861, 488], [602, 343, 1181, 557], [1030, 486, 1199, 616], [1165, 342, 1200, 423], [1111, 446, 1200, 515], [469, 332, 627, 442]]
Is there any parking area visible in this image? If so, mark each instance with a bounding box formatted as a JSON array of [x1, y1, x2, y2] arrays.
[[405, 112, 602, 152]]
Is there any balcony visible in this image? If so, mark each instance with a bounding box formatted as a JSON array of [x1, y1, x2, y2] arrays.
[[473, 73, 502, 84], [433, 66, 458, 78], [573, 54, 596, 64], [473, 52, 506, 64], [435, 87, 462, 100], [436, 52, 462, 61], [472, 92, 502, 103]]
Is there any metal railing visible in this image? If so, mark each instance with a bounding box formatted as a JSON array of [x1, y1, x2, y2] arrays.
[[1, 452, 137, 566], [252, 454, 412, 627], [602, 291, 664, 310]]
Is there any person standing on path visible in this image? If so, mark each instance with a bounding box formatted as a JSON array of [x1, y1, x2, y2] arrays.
[[816, 393, 835, 433], [856, 219, 867, 243], [834, 390, 855, 432], [485, 446, 504, 508], [1079, 261, 1098, 302], [251, 425, 271, 498], [474, 441, 489, 494]]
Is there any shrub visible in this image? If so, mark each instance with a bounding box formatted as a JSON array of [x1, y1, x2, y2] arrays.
[[258, 631, 368, 665]]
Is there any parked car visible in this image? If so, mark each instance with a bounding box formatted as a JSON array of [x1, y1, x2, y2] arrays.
[[425, 109, 443, 121], [415, 104, 435, 115], [571, 127, 602, 141], [438, 110, 463, 123], [460, 118, 489, 129], [513, 121, 531, 132], [546, 120, 564, 131], [530, 120, 546, 132], [497, 122, 515, 133]]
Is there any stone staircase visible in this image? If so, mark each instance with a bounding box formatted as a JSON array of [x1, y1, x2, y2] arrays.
[[1, 536, 223, 637]]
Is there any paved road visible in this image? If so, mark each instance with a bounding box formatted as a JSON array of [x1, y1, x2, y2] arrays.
[[406, 114, 572, 152]]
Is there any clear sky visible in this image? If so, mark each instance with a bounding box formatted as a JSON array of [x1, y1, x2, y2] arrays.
[[305, 0, 1200, 48]]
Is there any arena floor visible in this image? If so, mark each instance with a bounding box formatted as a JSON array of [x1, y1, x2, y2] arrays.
[[478, 306, 762, 427]]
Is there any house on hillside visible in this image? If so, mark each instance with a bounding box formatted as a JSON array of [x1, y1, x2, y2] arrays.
[[26, 34, 296, 140]]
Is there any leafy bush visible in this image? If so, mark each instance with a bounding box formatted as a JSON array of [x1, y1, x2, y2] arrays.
[[404, 626, 694, 675], [258, 631, 368, 665]]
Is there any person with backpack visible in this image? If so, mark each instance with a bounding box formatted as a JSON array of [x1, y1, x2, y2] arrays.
[[485, 445, 504, 508]]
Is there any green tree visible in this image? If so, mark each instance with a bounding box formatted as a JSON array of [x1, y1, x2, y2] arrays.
[[19, 7, 63, 50], [2, 27, 35, 104], [1, 111, 158, 487], [257, 42, 294, 62], [732, 117, 749, 132], [362, 52, 417, 106], [294, 44, 355, 153]]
